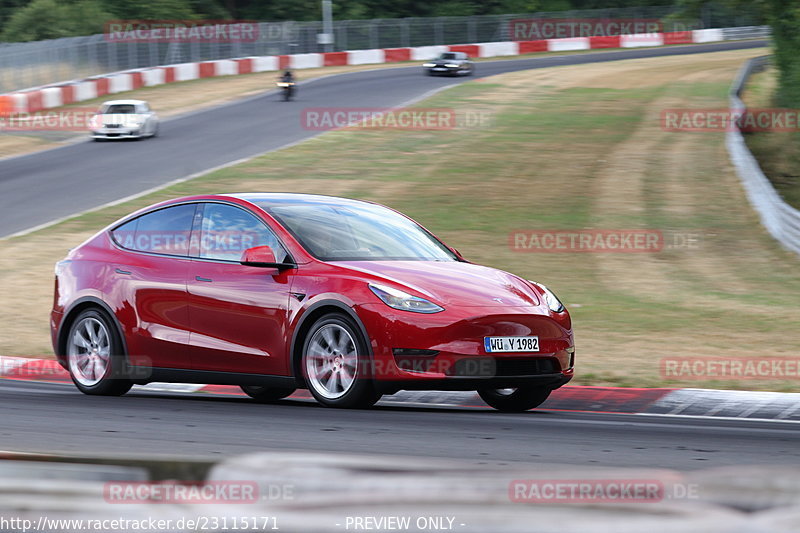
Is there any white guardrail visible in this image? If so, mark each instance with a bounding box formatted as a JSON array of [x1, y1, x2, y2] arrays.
[[726, 55, 800, 257]]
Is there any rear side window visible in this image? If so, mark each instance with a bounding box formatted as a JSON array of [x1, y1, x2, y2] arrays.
[[111, 204, 197, 256], [198, 203, 289, 262]]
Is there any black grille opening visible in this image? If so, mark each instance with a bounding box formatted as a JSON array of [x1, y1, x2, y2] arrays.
[[392, 349, 440, 373], [446, 357, 559, 377]]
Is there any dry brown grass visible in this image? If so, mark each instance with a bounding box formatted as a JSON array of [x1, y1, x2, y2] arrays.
[[4, 47, 799, 393]]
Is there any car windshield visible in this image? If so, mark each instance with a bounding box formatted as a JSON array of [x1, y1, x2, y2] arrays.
[[103, 104, 136, 114], [439, 52, 457, 60], [256, 199, 457, 261]]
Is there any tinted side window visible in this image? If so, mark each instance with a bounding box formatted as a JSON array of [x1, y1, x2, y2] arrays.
[[111, 204, 196, 256], [198, 203, 288, 262]]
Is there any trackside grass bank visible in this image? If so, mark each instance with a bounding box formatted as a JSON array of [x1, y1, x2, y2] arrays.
[[2, 47, 798, 391]]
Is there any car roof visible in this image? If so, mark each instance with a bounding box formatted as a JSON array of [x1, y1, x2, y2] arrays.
[[228, 192, 376, 208], [101, 99, 148, 106]]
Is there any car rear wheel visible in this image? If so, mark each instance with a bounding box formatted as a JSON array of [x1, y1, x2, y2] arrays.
[[478, 386, 551, 412], [240, 385, 296, 403], [66, 309, 132, 396], [302, 313, 381, 408]]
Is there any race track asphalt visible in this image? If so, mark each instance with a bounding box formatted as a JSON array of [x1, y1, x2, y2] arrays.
[[0, 40, 767, 238], [1, 380, 797, 469], [2, 40, 791, 470]]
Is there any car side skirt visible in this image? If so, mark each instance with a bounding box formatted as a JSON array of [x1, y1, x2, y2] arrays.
[[135, 367, 300, 388]]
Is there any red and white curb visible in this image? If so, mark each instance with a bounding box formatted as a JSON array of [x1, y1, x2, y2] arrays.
[[2, 355, 798, 419], [0, 29, 729, 114]]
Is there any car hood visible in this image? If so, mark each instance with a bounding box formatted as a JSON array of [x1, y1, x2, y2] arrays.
[[337, 261, 541, 308]]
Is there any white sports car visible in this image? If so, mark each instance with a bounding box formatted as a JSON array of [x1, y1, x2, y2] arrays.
[[90, 99, 159, 140]]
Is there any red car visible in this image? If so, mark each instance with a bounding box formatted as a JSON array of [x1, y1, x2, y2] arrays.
[[51, 194, 574, 411]]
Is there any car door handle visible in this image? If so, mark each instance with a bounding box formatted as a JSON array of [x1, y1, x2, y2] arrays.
[[115, 268, 131, 275], [195, 276, 213, 282]]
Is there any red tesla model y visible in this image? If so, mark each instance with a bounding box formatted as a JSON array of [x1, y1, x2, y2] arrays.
[[51, 194, 574, 411]]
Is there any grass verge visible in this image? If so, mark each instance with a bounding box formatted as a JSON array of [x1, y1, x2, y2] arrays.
[[3, 46, 798, 391], [1, 42, 754, 161]]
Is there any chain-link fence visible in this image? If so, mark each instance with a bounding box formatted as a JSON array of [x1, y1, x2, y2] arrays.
[[0, 4, 767, 93]]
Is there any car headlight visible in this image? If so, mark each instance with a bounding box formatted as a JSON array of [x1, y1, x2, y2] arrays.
[[445, 63, 459, 68], [530, 281, 564, 313], [423, 63, 435, 67], [369, 284, 444, 314]]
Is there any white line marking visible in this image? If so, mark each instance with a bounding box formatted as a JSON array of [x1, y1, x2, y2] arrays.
[[775, 403, 800, 420], [633, 412, 800, 425], [737, 401, 767, 418]]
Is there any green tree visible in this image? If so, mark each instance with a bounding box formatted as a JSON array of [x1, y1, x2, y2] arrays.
[[1, 0, 111, 41], [768, 0, 800, 107], [100, 0, 197, 20]]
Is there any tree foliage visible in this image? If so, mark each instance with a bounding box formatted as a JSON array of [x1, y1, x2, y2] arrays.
[[1, 0, 111, 42], [768, 0, 800, 107]]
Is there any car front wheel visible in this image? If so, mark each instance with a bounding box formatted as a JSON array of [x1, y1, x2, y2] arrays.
[[66, 309, 132, 396], [301, 313, 381, 408], [478, 387, 551, 412]]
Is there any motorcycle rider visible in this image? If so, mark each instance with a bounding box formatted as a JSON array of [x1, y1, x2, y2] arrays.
[[277, 70, 295, 101], [280, 70, 295, 83]]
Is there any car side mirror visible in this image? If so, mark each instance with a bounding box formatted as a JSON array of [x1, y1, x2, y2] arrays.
[[240, 246, 294, 270]]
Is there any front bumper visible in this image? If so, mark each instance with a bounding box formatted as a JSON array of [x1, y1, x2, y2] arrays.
[[425, 65, 463, 75], [356, 303, 574, 393], [92, 128, 142, 139]]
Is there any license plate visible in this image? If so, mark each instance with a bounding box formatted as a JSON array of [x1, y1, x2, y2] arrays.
[[432, 67, 446, 71], [484, 336, 539, 353]]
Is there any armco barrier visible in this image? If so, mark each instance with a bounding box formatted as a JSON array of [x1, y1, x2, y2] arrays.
[[0, 28, 760, 116], [726, 56, 800, 257]]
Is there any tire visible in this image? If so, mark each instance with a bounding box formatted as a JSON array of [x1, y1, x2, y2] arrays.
[[150, 125, 159, 138], [477, 387, 551, 412], [301, 313, 381, 408], [241, 385, 296, 403], [65, 309, 132, 396]]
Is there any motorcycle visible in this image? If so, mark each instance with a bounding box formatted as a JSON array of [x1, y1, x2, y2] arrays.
[[277, 81, 295, 101]]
